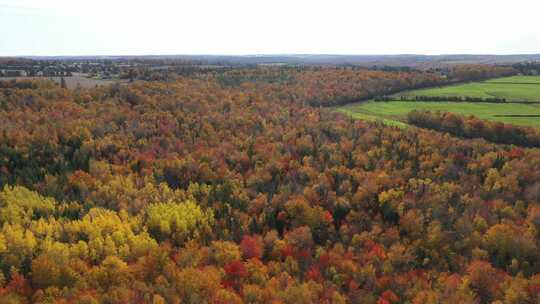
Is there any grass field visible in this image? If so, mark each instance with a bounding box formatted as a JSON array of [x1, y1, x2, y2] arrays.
[[485, 75, 540, 84], [337, 102, 540, 128], [400, 82, 540, 102], [336, 75, 540, 128]]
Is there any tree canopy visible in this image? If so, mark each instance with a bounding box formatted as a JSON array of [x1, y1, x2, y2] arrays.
[[0, 64, 538, 303]]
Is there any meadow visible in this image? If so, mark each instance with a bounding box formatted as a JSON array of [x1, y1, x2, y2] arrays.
[[337, 75, 540, 127], [485, 75, 540, 84], [337, 101, 540, 127], [399, 81, 540, 102]]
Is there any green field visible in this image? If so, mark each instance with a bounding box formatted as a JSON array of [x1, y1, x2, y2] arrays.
[[337, 102, 540, 128], [336, 76, 540, 128], [400, 82, 540, 102], [485, 75, 540, 84]]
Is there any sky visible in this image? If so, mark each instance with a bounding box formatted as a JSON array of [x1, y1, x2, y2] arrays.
[[0, 0, 539, 56]]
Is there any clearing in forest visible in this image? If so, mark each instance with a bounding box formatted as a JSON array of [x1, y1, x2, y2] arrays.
[[336, 76, 540, 128]]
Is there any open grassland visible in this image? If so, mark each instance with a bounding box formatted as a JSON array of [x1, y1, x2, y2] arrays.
[[484, 75, 540, 84], [336, 76, 540, 128], [337, 101, 540, 128], [400, 82, 540, 102], [335, 106, 409, 127]]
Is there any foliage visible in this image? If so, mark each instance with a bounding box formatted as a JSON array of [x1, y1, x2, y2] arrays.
[[145, 201, 213, 245], [408, 109, 540, 147], [0, 65, 538, 303]]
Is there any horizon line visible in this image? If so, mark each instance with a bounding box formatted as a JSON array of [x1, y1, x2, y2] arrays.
[[1, 53, 540, 59]]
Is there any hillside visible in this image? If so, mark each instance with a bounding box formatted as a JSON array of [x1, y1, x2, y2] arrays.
[[0, 67, 540, 303]]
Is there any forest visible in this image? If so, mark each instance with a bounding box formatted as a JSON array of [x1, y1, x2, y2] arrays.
[[407, 110, 540, 147], [0, 64, 539, 303]]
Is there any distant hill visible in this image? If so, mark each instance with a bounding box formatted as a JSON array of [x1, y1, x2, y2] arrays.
[[19, 54, 540, 67]]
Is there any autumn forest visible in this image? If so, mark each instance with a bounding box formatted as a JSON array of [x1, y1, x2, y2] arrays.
[[0, 62, 539, 304]]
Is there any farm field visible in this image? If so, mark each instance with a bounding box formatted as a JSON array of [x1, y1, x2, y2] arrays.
[[399, 82, 540, 102], [485, 75, 540, 84], [336, 75, 540, 128], [337, 101, 540, 127]]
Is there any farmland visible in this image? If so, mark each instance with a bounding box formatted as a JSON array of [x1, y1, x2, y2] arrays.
[[337, 101, 540, 127], [399, 80, 540, 102], [337, 75, 540, 127], [485, 75, 540, 84]]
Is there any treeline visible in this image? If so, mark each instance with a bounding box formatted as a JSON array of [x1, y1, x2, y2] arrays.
[[209, 65, 517, 107], [119, 64, 517, 107], [208, 67, 446, 106], [513, 62, 540, 76], [0, 79, 48, 90], [375, 95, 507, 103], [444, 64, 517, 82], [1, 68, 540, 303], [408, 109, 540, 147]]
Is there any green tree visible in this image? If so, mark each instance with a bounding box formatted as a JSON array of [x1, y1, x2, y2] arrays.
[[0, 186, 56, 226], [145, 200, 214, 245]]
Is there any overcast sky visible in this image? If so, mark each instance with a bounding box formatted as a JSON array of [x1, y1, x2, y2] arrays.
[[1, 0, 539, 56]]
